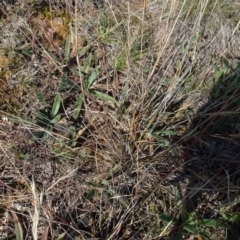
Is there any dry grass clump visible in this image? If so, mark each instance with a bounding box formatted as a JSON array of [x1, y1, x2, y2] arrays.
[[1, 0, 240, 239]]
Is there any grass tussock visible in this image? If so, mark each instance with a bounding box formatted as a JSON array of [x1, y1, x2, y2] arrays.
[[1, 0, 240, 239]]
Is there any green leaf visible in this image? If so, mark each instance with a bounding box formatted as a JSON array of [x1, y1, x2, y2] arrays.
[[90, 90, 116, 103], [12, 212, 23, 240], [172, 186, 181, 201], [51, 93, 61, 118], [183, 224, 198, 234], [181, 210, 194, 223], [20, 48, 33, 58], [70, 126, 76, 139], [86, 189, 95, 200], [72, 95, 83, 120], [69, 126, 77, 147], [64, 34, 71, 63], [36, 90, 46, 104], [200, 219, 230, 228], [58, 79, 79, 92], [36, 111, 51, 124], [104, 191, 114, 205], [50, 114, 61, 124], [143, 65, 151, 74], [56, 233, 66, 240], [58, 71, 80, 92], [84, 68, 98, 90], [160, 129, 176, 137], [32, 131, 49, 142], [82, 53, 92, 74], [77, 45, 91, 58], [159, 213, 174, 222], [221, 213, 240, 223], [228, 194, 240, 208]]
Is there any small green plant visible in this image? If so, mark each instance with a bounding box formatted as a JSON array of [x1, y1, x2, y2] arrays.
[[58, 33, 116, 108], [34, 92, 62, 141]]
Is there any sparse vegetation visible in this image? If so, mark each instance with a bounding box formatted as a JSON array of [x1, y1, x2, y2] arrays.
[[1, 0, 240, 239]]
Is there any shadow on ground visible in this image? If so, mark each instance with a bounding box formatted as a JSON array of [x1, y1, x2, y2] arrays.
[[176, 60, 240, 239]]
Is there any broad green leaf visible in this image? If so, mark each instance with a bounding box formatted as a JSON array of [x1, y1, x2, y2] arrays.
[[200, 219, 230, 228], [90, 90, 116, 103], [32, 131, 45, 139], [72, 95, 83, 120], [51, 93, 61, 118], [159, 213, 174, 222], [172, 186, 181, 201], [50, 114, 61, 124], [160, 129, 176, 137], [64, 34, 71, 63], [36, 112, 51, 124], [221, 213, 240, 222], [181, 210, 194, 223], [84, 68, 98, 89], [183, 224, 198, 234], [36, 111, 49, 120], [86, 189, 95, 200], [58, 71, 80, 92], [58, 79, 79, 91], [32, 131, 49, 142]]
